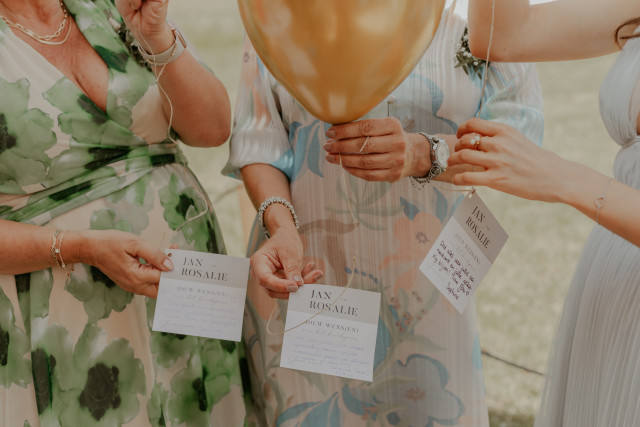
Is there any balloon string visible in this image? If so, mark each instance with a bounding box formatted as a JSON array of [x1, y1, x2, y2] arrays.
[[436, 0, 495, 195], [138, 26, 209, 233], [265, 0, 498, 334], [476, 0, 496, 116], [266, 155, 360, 336]]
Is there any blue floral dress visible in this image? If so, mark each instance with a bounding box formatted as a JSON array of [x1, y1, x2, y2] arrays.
[[0, 0, 247, 425], [225, 1, 543, 426]]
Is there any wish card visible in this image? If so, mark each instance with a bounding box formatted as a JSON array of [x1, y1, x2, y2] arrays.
[[419, 191, 508, 313], [280, 284, 381, 382], [152, 249, 250, 341]]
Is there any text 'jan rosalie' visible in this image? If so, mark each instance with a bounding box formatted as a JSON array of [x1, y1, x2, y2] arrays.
[[180, 256, 229, 281]]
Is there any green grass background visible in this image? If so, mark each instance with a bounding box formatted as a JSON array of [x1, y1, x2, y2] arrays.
[[168, 2, 619, 425]]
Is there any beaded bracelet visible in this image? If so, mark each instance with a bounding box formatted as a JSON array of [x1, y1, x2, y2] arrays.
[[258, 196, 299, 239]]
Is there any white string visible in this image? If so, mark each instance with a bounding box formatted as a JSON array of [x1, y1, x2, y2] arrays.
[[359, 135, 370, 153], [266, 155, 361, 336], [476, 0, 496, 117], [138, 22, 209, 233]]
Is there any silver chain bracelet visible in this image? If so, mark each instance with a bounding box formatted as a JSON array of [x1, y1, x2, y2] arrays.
[[258, 196, 299, 238]]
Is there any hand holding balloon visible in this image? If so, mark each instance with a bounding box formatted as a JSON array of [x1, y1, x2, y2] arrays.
[[323, 117, 432, 182]]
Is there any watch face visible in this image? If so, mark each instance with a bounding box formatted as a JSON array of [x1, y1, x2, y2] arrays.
[[435, 141, 450, 167]]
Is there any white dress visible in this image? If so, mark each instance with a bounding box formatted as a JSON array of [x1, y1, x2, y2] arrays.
[[535, 33, 640, 426]]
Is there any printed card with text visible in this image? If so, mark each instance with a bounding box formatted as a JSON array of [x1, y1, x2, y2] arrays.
[[419, 191, 508, 313], [280, 284, 381, 382], [152, 249, 249, 341]]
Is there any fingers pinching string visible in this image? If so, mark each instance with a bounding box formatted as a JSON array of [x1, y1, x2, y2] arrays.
[[359, 135, 370, 153]]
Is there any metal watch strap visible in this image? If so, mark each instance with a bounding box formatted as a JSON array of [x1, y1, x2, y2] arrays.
[[409, 132, 445, 190]]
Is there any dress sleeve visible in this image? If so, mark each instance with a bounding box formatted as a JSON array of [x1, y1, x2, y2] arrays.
[[478, 61, 545, 146], [222, 37, 293, 180]]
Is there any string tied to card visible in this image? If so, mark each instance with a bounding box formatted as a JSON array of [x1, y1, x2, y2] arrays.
[[266, 155, 361, 336]]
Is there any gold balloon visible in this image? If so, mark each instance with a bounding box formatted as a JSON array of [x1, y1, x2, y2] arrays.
[[238, 0, 445, 124]]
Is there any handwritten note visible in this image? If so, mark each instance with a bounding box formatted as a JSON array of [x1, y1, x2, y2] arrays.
[[280, 284, 381, 382], [152, 249, 249, 341], [419, 191, 508, 313]]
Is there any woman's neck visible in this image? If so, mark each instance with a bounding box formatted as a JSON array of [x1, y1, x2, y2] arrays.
[[0, 0, 65, 27]]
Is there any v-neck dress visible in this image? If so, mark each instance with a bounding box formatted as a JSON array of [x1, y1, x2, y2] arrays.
[[0, 0, 247, 425]]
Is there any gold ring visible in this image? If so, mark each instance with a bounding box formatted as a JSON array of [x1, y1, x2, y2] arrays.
[[470, 135, 482, 150]]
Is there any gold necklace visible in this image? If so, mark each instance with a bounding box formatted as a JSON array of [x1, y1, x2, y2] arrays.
[[0, 0, 71, 45]]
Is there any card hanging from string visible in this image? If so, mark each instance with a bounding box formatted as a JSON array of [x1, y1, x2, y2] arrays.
[[266, 154, 361, 336]]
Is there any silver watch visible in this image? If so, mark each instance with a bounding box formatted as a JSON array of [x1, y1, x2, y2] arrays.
[[410, 132, 450, 189]]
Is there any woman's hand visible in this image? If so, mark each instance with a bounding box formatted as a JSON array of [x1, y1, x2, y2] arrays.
[[72, 229, 175, 298], [450, 118, 567, 203], [250, 228, 324, 300], [323, 117, 431, 182], [114, 0, 172, 54]]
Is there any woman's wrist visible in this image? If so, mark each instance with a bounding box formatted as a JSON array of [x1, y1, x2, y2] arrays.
[[262, 203, 299, 238], [135, 23, 175, 56], [58, 230, 91, 266], [409, 132, 432, 177], [556, 161, 611, 215]]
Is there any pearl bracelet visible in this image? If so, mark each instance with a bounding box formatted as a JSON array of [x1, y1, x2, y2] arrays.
[[137, 23, 186, 66], [258, 196, 299, 239]]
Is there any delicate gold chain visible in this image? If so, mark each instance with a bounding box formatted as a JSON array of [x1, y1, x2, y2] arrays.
[[0, 0, 71, 45]]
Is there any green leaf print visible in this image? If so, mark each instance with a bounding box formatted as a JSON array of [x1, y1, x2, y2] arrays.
[[65, 263, 134, 323], [165, 339, 240, 426], [0, 288, 31, 388], [147, 383, 170, 427], [56, 324, 146, 425], [159, 173, 222, 253], [44, 78, 140, 146], [30, 325, 75, 416], [0, 77, 56, 192], [15, 270, 54, 337]]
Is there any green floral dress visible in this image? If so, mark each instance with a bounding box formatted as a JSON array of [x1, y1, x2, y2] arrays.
[[0, 0, 247, 425]]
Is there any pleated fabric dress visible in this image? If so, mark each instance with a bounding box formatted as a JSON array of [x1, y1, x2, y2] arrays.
[[535, 29, 640, 427]]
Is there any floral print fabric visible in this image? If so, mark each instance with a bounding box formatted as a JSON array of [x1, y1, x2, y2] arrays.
[[0, 0, 247, 425], [225, 1, 543, 426]]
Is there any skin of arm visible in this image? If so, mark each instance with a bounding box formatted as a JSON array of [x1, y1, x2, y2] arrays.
[[0, 219, 174, 298], [450, 118, 640, 248], [116, 0, 231, 147], [240, 164, 324, 299], [467, 0, 640, 62]]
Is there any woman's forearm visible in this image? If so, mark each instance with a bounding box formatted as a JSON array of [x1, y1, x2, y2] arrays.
[[240, 163, 298, 236], [0, 219, 87, 275], [467, 0, 633, 62], [153, 48, 231, 147], [124, 16, 231, 147], [556, 161, 640, 248]]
